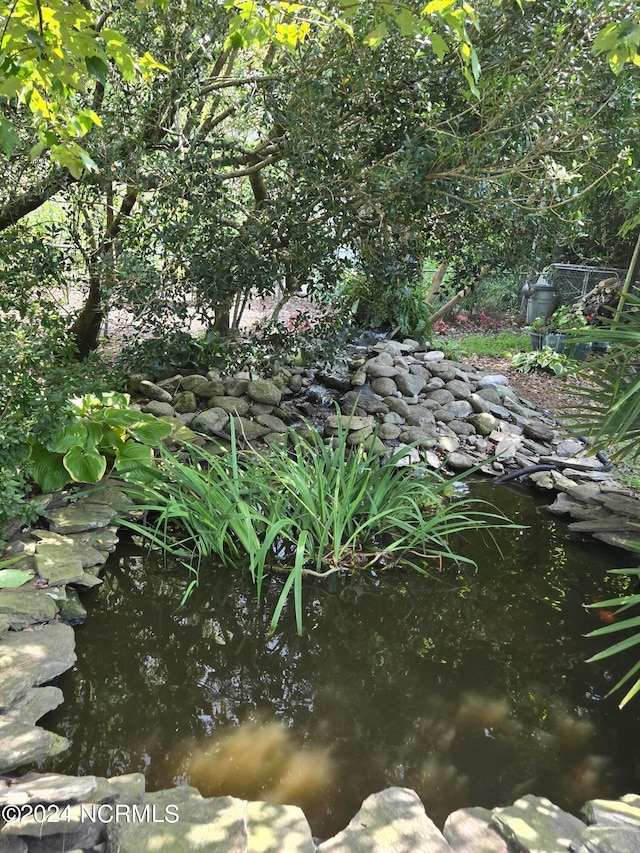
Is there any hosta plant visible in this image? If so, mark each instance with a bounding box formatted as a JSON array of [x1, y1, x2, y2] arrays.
[[511, 347, 569, 375], [29, 392, 172, 493]]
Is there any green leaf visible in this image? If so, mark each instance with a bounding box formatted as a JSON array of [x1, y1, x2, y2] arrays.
[[30, 443, 71, 493], [127, 418, 172, 445], [47, 422, 89, 453], [0, 116, 21, 156], [430, 32, 449, 60], [114, 441, 154, 473], [85, 55, 109, 85], [63, 446, 107, 483], [0, 568, 33, 589]]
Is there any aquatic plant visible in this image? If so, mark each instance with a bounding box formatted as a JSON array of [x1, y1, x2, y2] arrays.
[[117, 420, 517, 632]]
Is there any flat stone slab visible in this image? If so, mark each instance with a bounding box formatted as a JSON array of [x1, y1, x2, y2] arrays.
[[67, 527, 119, 553], [94, 773, 146, 805], [31, 530, 108, 568], [491, 795, 585, 853], [317, 787, 452, 853], [35, 544, 86, 586], [582, 799, 640, 828], [0, 668, 32, 713], [245, 800, 315, 852], [0, 772, 97, 806], [5, 686, 64, 724], [0, 591, 58, 629], [112, 787, 248, 852], [0, 717, 68, 773], [0, 621, 76, 685], [571, 825, 640, 852], [443, 806, 512, 852], [46, 502, 117, 534]]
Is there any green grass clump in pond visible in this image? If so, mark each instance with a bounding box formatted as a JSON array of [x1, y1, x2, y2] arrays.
[[117, 421, 518, 633], [457, 332, 529, 357]]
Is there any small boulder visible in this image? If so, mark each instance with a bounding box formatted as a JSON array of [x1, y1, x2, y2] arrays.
[[142, 401, 175, 418], [247, 378, 282, 406], [191, 407, 229, 436], [172, 391, 197, 414], [468, 413, 499, 436], [395, 372, 427, 397], [138, 380, 172, 403]]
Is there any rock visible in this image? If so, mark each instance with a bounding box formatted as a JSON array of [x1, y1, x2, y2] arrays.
[[445, 380, 473, 399], [523, 422, 555, 443], [255, 414, 288, 433], [30, 531, 107, 568], [247, 378, 282, 406], [0, 591, 58, 630], [477, 374, 509, 389], [427, 389, 455, 406], [172, 391, 198, 413], [137, 380, 173, 403], [582, 799, 640, 829], [383, 412, 405, 425], [317, 787, 451, 853], [443, 400, 474, 419], [94, 772, 146, 805], [491, 795, 585, 853], [156, 374, 183, 394], [487, 403, 513, 421], [0, 622, 76, 685], [347, 426, 375, 445], [113, 787, 247, 852], [0, 667, 31, 712], [399, 426, 437, 446], [556, 438, 585, 456], [449, 420, 476, 436], [428, 361, 457, 382], [371, 377, 399, 396], [180, 375, 209, 393], [195, 379, 226, 398], [366, 362, 399, 379], [228, 417, 270, 442], [191, 407, 230, 437], [326, 414, 375, 433], [425, 377, 445, 391], [46, 501, 117, 535], [437, 436, 459, 453], [395, 373, 427, 397], [547, 493, 575, 515], [0, 772, 97, 806], [405, 406, 436, 428], [423, 350, 445, 362], [362, 435, 387, 454], [245, 800, 316, 853], [351, 369, 367, 386], [476, 387, 502, 405], [251, 403, 276, 416], [494, 436, 522, 459], [384, 397, 411, 419], [142, 400, 175, 417], [34, 544, 86, 586], [224, 378, 249, 397], [0, 718, 69, 773], [393, 445, 421, 466], [379, 423, 402, 440], [447, 452, 477, 471], [5, 686, 64, 724], [592, 493, 640, 517], [67, 528, 119, 554], [208, 396, 251, 417], [444, 806, 511, 852], [288, 374, 303, 393], [571, 825, 640, 853], [57, 589, 87, 625], [342, 391, 389, 415], [434, 409, 456, 423], [467, 413, 499, 436]]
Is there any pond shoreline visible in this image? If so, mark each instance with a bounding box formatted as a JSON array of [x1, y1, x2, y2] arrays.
[[2, 338, 640, 851]]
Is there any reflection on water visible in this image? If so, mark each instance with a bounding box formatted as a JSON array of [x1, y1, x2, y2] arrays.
[[39, 483, 640, 835]]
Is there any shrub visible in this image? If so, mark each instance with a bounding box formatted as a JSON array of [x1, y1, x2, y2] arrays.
[[0, 308, 116, 535], [511, 347, 569, 375], [117, 420, 518, 633]]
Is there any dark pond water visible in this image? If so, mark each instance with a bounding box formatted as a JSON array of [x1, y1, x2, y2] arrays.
[[39, 482, 640, 836]]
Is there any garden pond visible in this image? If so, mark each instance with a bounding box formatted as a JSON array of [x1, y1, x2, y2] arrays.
[[37, 482, 640, 837]]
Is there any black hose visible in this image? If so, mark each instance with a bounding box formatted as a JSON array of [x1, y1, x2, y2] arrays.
[[494, 464, 558, 485], [495, 437, 613, 485]]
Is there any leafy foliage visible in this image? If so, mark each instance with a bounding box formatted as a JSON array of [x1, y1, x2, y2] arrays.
[[587, 565, 640, 708], [29, 392, 172, 493], [511, 347, 569, 375], [117, 420, 517, 632]]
